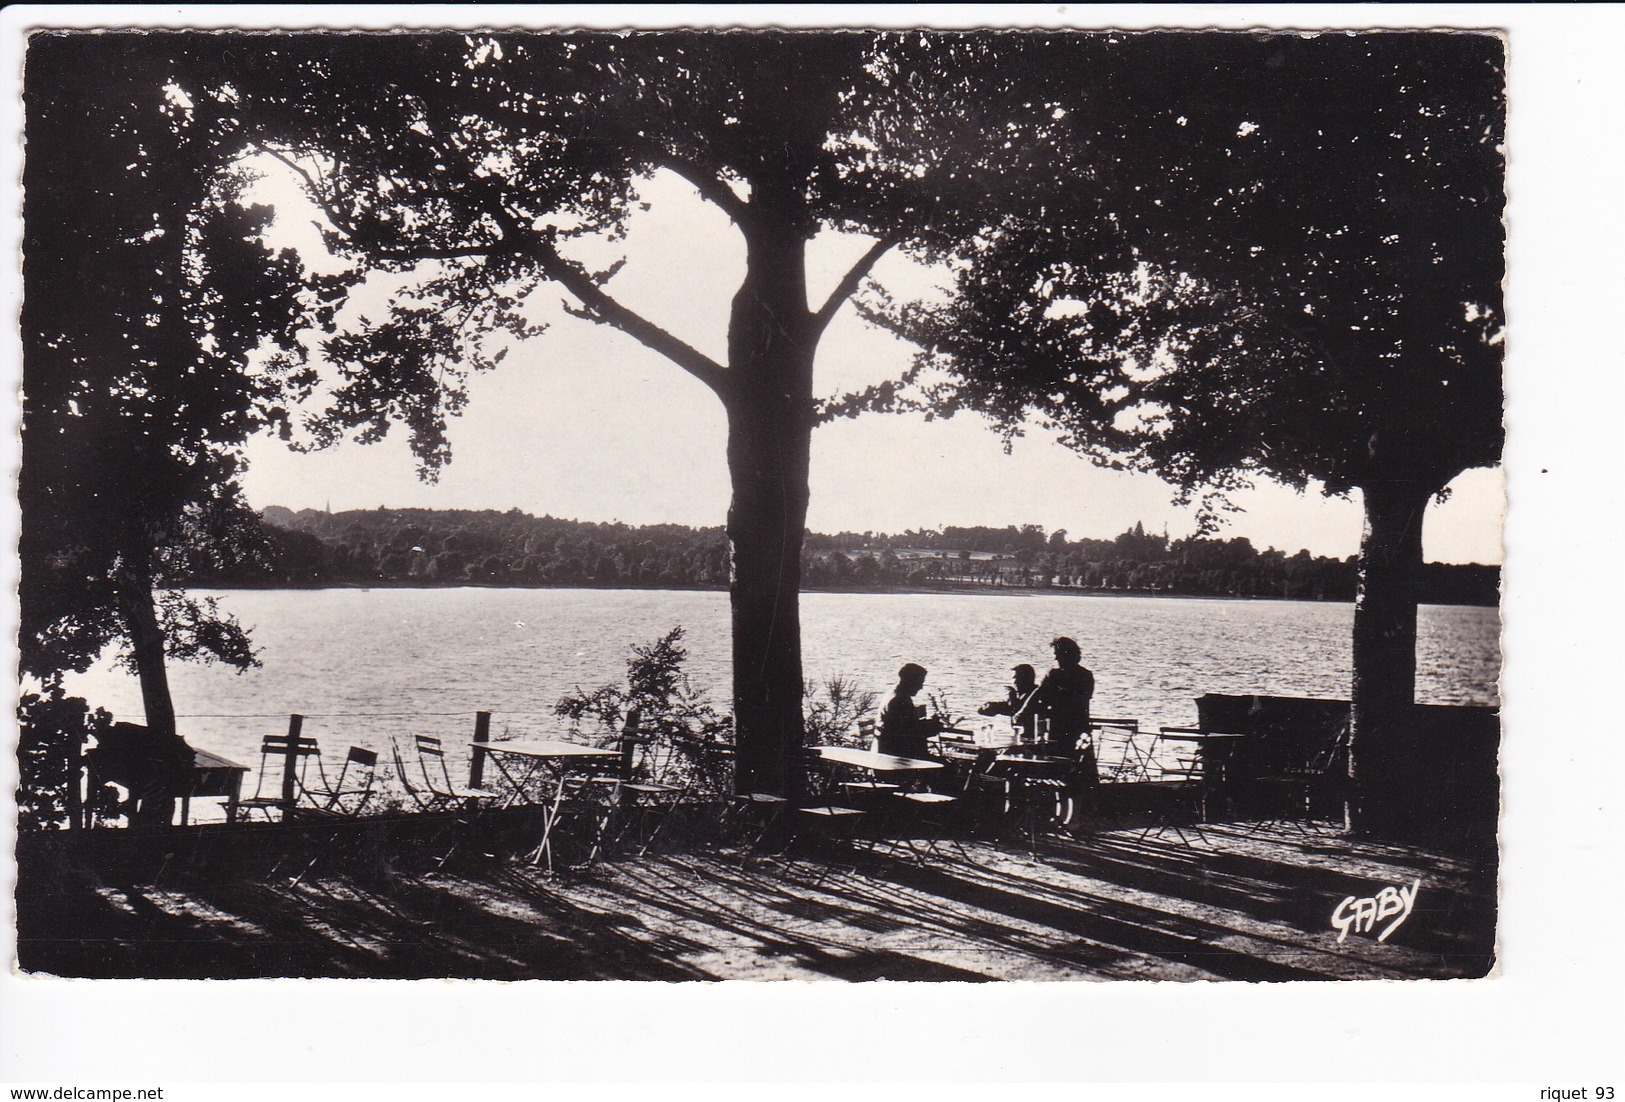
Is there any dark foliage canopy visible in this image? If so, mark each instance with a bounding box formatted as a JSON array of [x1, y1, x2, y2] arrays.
[[20, 34, 320, 681], [868, 32, 1506, 515], [98, 30, 1130, 470]]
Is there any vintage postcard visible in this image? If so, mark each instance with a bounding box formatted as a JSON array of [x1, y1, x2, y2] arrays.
[[2, 2, 1611, 1089]]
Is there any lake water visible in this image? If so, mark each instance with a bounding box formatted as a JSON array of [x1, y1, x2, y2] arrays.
[[62, 587, 1500, 810]]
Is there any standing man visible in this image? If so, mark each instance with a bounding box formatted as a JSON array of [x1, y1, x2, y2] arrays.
[[1018, 637, 1095, 753], [1017, 636, 1099, 824]]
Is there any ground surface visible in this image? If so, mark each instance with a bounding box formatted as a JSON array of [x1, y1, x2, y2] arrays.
[[15, 819, 1495, 981]]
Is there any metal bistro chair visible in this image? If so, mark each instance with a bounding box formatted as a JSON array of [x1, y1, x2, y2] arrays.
[[669, 734, 737, 840], [889, 789, 971, 865], [784, 758, 871, 885], [394, 734, 500, 813], [1249, 721, 1351, 834], [745, 751, 865, 878], [236, 733, 322, 821], [989, 749, 1078, 859], [857, 715, 878, 750], [728, 791, 792, 867], [284, 745, 383, 886], [1136, 728, 1212, 846], [300, 745, 380, 817], [1091, 718, 1151, 782], [581, 710, 689, 862], [385, 735, 498, 872]]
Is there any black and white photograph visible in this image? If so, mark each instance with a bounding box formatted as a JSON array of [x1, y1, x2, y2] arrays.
[[6, 2, 1622, 1087], [10, 12, 1509, 983]]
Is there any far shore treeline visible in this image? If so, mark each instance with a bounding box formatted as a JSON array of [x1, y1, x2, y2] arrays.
[[184, 507, 1499, 606]]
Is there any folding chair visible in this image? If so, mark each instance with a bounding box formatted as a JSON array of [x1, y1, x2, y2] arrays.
[[408, 734, 500, 812], [726, 792, 791, 867], [571, 711, 685, 862], [236, 734, 322, 821], [300, 746, 380, 816], [1130, 729, 1212, 846], [1091, 718, 1151, 781], [284, 749, 381, 887], [536, 777, 622, 873], [989, 753, 1075, 859], [890, 790, 971, 864], [1250, 722, 1351, 834], [856, 715, 878, 750], [612, 739, 689, 857], [780, 802, 870, 884], [384, 736, 497, 870], [670, 735, 736, 805]]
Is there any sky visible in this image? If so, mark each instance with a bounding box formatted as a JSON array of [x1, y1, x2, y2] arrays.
[[239, 169, 1506, 565]]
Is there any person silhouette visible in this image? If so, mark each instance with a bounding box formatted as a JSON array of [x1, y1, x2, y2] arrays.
[[1015, 637, 1099, 822], [978, 663, 1040, 742], [877, 662, 944, 759], [1016, 637, 1095, 753]]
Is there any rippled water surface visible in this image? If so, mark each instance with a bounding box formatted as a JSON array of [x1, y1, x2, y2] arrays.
[[65, 587, 1500, 788]]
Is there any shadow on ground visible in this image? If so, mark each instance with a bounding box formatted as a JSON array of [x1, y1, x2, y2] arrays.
[[15, 814, 1495, 981]]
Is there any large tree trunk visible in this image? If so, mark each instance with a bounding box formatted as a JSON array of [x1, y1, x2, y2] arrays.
[[725, 392, 812, 798], [722, 193, 816, 799], [1348, 477, 1432, 834], [116, 548, 178, 742], [115, 544, 188, 826]]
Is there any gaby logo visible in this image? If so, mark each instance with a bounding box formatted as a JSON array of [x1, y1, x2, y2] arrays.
[[1331, 879, 1421, 943]]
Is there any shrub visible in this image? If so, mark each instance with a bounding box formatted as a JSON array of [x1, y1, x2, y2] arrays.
[[802, 675, 878, 748], [555, 626, 733, 795], [16, 686, 110, 830]]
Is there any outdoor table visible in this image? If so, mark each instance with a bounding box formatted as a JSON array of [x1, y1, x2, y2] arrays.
[[813, 746, 945, 776], [1150, 729, 1249, 821], [987, 750, 1078, 858], [182, 748, 249, 825], [812, 746, 950, 862], [471, 739, 622, 871], [474, 739, 622, 805], [813, 745, 945, 804]]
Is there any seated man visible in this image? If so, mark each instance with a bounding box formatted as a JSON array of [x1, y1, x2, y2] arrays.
[[978, 663, 1039, 742], [877, 662, 944, 759]]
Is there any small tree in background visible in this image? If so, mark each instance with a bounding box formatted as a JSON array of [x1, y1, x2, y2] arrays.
[[802, 676, 879, 748], [555, 627, 734, 794]]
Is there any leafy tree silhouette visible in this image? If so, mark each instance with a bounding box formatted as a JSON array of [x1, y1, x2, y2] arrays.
[[21, 35, 317, 809], [161, 30, 1129, 797], [871, 33, 1504, 830]]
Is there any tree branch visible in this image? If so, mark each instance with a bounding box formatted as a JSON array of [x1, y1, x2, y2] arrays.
[[812, 236, 897, 336], [257, 141, 509, 264], [372, 242, 504, 262], [531, 238, 729, 395], [252, 141, 363, 239], [658, 155, 753, 227], [258, 142, 725, 392]]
